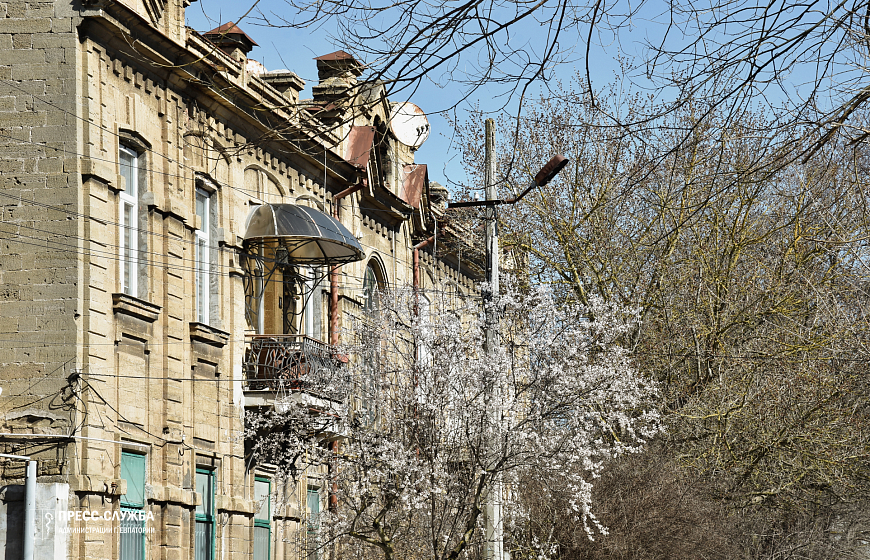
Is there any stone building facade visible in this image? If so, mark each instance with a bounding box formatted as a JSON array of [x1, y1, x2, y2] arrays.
[[0, 1, 479, 558]]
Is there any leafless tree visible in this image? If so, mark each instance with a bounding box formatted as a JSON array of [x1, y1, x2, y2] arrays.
[[198, 0, 870, 166], [452, 83, 870, 516]]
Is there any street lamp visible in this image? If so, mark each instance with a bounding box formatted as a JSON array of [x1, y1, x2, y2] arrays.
[[446, 154, 569, 209]]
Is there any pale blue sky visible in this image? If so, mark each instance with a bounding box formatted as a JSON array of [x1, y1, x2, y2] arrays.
[[186, 3, 469, 188], [185, 0, 839, 194], [184, 0, 606, 191]]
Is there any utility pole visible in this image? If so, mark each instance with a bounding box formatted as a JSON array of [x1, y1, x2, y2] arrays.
[[447, 124, 567, 560], [484, 117, 499, 352], [482, 117, 504, 560]]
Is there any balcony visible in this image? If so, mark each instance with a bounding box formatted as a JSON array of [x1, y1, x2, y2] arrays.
[[243, 335, 347, 435], [243, 334, 336, 390]]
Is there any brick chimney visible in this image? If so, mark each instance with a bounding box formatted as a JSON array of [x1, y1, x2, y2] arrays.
[[311, 51, 364, 103], [203, 23, 258, 63]]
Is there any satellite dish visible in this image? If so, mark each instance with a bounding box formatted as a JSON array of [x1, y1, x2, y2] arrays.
[[390, 102, 430, 148]]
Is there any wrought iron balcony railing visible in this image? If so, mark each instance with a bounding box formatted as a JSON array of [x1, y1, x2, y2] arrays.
[[243, 335, 338, 393]]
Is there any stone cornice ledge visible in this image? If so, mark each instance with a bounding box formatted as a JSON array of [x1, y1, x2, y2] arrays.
[[189, 322, 230, 348], [147, 484, 198, 507], [216, 495, 255, 515], [112, 293, 161, 323]]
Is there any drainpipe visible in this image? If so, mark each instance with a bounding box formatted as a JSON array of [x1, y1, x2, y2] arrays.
[[328, 441, 339, 511], [1, 453, 35, 560], [24, 460, 35, 560], [413, 236, 435, 315], [329, 180, 365, 345], [326, 180, 363, 529]]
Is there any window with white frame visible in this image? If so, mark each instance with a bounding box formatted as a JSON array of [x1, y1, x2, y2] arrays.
[[119, 146, 139, 296], [195, 188, 211, 324], [302, 267, 320, 339]]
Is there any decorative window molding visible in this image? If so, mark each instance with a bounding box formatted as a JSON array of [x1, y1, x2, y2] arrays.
[[245, 166, 286, 200], [118, 130, 152, 152]]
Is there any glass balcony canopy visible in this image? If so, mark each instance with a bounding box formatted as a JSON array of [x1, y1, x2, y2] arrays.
[[243, 203, 364, 265]]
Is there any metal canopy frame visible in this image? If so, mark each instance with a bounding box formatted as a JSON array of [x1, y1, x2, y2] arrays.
[[240, 204, 364, 334], [243, 204, 363, 264]]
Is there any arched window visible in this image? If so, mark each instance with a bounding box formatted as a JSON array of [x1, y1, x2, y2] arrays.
[[360, 257, 387, 424], [244, 167, 285, 200], [362, 259, 385, 314]]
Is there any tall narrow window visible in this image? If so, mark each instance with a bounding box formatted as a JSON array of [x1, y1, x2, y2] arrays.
[[362, 264, 380, 315], [417, 294, 432, 366], [307, 488, 321, 560], [361, 261, 384, 423], [255, 249, 264, 334], [195, 468, 215, 560], [120, 451, 146, 560], [195, 188, 211, 324], [253, 477, 271, 560], [119, 146, 139, 296], [302, 268, 319, 339]]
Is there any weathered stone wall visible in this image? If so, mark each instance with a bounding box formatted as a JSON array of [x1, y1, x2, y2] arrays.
[[0, 2, 479, 560], [0, 0, 81, 434]]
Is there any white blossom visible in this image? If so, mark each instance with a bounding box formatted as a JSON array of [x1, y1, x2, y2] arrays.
[[246, 280, 661, 560]]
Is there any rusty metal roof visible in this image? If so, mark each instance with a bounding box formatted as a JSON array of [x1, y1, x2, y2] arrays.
[[400, 164, 428, 209], [345, 126, 375, 169], [204, 22, 259, 47], [314, 51, 357, 62]]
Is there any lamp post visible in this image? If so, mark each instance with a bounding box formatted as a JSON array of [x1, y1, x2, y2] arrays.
[[448, 123, 569, 560]]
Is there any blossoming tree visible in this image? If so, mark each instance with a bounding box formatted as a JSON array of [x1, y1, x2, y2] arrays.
[[245, 283, 660, 560]]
